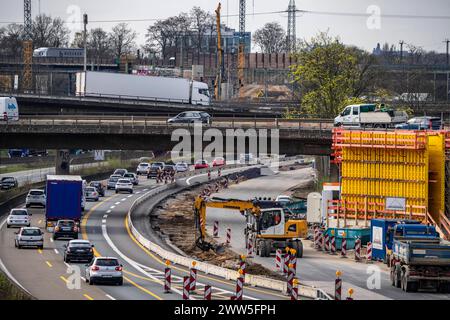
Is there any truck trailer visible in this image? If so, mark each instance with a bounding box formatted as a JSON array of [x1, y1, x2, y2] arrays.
[[76, 71, 211, 106], [45, 175, 83, 231], [334, 104, 408, 128]]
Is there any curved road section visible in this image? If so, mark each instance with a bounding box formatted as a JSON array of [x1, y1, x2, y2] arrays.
[[0, 167, 289, 300]]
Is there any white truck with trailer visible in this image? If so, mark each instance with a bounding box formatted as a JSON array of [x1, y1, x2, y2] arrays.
[[0, 97, 19, 121], [76, 71, 210, 106], [334, 104, 408, 128]]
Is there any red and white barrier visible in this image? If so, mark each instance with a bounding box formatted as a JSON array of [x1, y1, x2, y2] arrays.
[[189, 263, 198, 292], [291, 279, 299, 301], [208, 171, 211, 180], [218, 168, 222, 177], [330, 235, 336, 255], [324, 233, 330, 252], [164, 267, 171, 293], [213, 221, 219, 238], [286, 264, 294, 296], [366, 242, 373, 263], [204, 285, 212, 300], [247, 236, 254, 257], [335, 271, 342, 301], [239, 256, 246, 276], [317, 230, 323, 250], [226, 228, 231, 245], [283, 251, 290, 275], [355, 238, 361, 262], [235, 271, 244, 300], [183, 276, 190, 300], [275, 249, 282, 271], [341, 236, 347, 258], [313, 226, 319, 248]]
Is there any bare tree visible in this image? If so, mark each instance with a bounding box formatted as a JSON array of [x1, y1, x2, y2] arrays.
[[71, 32, 84, 48], [0, 24, 24, 57], [253, 22, 287, 54], [32, 14, 69, 48], [190, 7, 214, 63], [109, 23, 137, 58], [89, 28, 111, 60]]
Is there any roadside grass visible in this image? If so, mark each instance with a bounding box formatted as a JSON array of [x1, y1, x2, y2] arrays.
[[0, 270, 32, 300]]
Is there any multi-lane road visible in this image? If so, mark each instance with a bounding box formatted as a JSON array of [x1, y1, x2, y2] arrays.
[[0, 171, 290, 300]]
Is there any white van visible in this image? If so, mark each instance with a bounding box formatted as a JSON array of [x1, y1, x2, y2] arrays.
[[0, 97, 19, 121]]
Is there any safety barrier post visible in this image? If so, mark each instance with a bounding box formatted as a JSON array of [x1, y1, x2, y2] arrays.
[[291, 278, 299, 301], [313, 226, 319, 249], [204, 285, 212, 300], [346, 288, 354, 301], [354, 238, 361, 262], [235, 269, 244, 300], [366, 242, 373, 263], [341, 232, 347, 258], [247, 235, 254, 257], [213, 221, 219, 238], [218, 168, 221, 177], [189, 261, 197, 292], [290, 249, 297, 270], [275, 249, 282, 272], [324, 233, 330, 253], [208, 170, 211, 181], [286, 263, 294, 296], [164, 260, 171, 294], [335, 271, 342, 301], [183, 276, 190, 300], [330, 230, 336, 255], [283, 247, 290, 275], [226, 228, 231, 245], [317, 230, 323, 251]]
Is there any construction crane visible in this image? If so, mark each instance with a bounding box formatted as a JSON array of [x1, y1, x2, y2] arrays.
[[238, 0, 245, 97], [22, 0, 33, 92], [214, 3, 223, 101], [193, 196, 307, 257]]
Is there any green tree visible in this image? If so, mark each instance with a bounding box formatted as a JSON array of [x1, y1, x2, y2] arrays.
[[290, 32, 374, 118]]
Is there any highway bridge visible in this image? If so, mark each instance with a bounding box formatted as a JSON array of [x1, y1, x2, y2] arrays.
[[0, 116, 333, 156], [7, 92, 450, 118]]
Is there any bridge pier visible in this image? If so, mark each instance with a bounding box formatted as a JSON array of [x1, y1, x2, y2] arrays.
[[55, 150, 71, 175]]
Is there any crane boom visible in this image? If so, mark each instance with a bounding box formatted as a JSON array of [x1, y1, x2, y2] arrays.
[[22, 0, 33, 92], [214, 3, 223, 100]]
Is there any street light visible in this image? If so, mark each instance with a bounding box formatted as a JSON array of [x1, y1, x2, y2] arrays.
[[83, 13, 88, 72]]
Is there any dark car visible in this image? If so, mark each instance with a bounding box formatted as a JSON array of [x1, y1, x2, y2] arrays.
[[89, 181, 105, 197], [64, 240, 95, 263], [167, 111, 211, 124], [395, 117, 442, 130], [163, 165, 176, 174], [1, 177, 18, 190], [53, 220, 79, 240], [147, 162, 165, 179]]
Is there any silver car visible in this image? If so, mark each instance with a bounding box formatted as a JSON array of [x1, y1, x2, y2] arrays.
[[6, 208, 31, 228], [15, 227, 44, 249], [123, 173, 139, 185], [85, 186, 99, 202], [85, 257, 123, 286], [115, 179, 133, 194], [136, 163, 150, 175], [26, 189, 46, 208], [107, 175, 121, 190], [175, 162, 189, 172]]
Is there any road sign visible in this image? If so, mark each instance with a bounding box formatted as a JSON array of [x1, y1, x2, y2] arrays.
[[385, 197, 406, 211], [94, 150, 105, 161]]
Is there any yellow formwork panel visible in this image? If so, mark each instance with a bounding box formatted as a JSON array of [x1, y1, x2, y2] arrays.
[[427, 133, 446, 223]]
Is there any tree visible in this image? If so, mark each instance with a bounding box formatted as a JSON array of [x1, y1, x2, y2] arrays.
[[0, 24, 24, 56], [190, 7, 214, 63], [109, 23, 137, 58], [32, 14, 69, 48], [88, 28, 111, 60], [71, 32, 84, 48], [290, 32, 374, 118], [253, 22, 287, 54]]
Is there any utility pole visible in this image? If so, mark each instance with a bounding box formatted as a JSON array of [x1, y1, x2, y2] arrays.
[[287, 0, 297, 53], [238, 0, 246, 98], [22, 0, 33, 93], [444, 39, 449, 66], [83, 13, 88, 72], [399, 40, 404, 63]]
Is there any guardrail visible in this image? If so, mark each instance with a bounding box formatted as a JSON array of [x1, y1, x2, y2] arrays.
[[126, 164, 333, 300]]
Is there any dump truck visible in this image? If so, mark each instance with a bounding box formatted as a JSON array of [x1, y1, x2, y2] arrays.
[[334, 104, 408, 128], [389, 224, 450, 293], [76, 71, 211, 106]]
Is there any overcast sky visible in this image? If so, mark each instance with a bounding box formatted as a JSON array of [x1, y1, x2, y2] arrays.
[[1, 0, 449, 53]]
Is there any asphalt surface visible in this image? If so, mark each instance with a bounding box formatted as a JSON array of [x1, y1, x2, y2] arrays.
[[0, 168, 291, 300], [205, 168, 450, 301]]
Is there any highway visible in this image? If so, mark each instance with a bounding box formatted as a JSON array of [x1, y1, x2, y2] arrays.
[[0, 171, 292, 300], [205, 167, 450, 301]]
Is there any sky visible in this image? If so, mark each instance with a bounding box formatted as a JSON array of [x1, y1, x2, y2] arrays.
[[0, 0, 449, 53]]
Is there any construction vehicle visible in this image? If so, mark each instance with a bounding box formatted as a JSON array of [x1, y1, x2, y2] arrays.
[[389, 223, 450, 293], [193, 196, 307, 257]]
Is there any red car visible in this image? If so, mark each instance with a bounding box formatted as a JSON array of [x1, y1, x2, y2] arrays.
[[194, 160, 209, 170], [212, 157, 225, 167]]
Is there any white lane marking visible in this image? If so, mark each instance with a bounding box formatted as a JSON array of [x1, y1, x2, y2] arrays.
[[110, 206, 115, 209], [103, 215, 108, 218], [64, 262, 70, 268], [100, 224, 187, 298], [0, 218, 32, 295], [50, 237, 54, 243], [54, 249, 59, 255], [106, 210, 111, 214], [143, 189, 148, 191], [102, 219, 107, 224], [106, 294, 116, 300], [121, 198, 127, 201], [115, 202, 121, 205], [81, 276, 86, 282], [127, 195, 133, 198], [136, 192, 141, 194]]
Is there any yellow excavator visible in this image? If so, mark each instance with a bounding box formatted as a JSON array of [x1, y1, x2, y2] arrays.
[[193, 196, 307, 257]]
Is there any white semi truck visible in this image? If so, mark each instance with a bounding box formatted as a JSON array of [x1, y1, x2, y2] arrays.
[[76, 71, 210, 106], [334, 104, 408, 128]]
